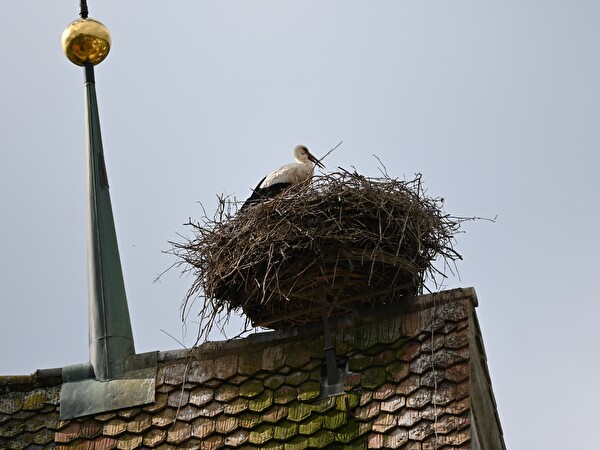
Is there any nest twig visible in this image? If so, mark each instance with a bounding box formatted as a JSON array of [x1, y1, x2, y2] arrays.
[[170, 169, 465, 337]]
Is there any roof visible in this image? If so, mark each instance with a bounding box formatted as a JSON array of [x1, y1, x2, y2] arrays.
[[0, 287, 505, 449]]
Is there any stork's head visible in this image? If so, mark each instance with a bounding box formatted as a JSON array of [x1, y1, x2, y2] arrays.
[[293, 145, 325, 169]]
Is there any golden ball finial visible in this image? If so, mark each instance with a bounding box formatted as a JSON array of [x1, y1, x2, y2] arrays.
[[62, 18, 111, 66]]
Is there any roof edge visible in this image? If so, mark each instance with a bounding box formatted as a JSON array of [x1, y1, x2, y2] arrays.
[[2, 287, 478, 380], [158, 286, 478, 362], [0, 368, 63, 393]]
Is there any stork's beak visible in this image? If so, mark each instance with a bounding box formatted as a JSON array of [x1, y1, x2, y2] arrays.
[[309, 152, 325, 169]]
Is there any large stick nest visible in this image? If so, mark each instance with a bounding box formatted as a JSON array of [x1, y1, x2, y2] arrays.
[[172, 170, 464, 334]]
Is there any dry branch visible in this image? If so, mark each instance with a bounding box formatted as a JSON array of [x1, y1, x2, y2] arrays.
[[170, 170, 465, 336]]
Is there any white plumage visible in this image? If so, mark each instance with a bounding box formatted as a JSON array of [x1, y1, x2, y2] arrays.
[[241, 145, 324, 210]]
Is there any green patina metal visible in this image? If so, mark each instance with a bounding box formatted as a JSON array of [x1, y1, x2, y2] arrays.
[[59, 6, 156, 417], [83, 65, 135, 380]]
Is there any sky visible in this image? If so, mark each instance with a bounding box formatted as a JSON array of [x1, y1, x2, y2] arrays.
[[1, 1, 599, 448]]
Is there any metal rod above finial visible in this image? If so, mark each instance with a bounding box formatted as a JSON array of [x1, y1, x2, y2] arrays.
[[80, 0, 89, 18]]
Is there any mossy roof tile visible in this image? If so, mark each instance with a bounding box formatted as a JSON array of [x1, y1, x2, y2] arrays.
[[340, 437, 370, 450], [191, 417, 215, 439], [361, 366, 387, 390], [142, 428, 166, 447], [24, 412, 50, 433], [383, 428, 409, 447], [197, 401, 223, 418], [228, 374, 250, 385], [167, 389, 190, 408], [287, 402, 312, 422], [21, 389, 51, 411], [284, 343, 311, 369], [0, 394, 22, 415], [199, 434, 224, 450], [213, 354, 239, 380], [10, 410, 34, 421], [239, 349, 264, 376], [273, 420, 298, 440], [348, 353, 373, 372], [441, 429, 470, 446], [239, 412, 262, 430], [248, 390, 273, 413], [396, 375, 420, 396], [367, 432, 384, 449], [150, 407, 176, 428], [95, 412, 117, 422], [380, 395, 405, 413], [307, 429, 334, 448], [297, 380, 320, 402], [189, 386, 214, 406], [284, 370, 310, 387], [444, 363, 469, 384], [444, 397, 470, 416], [344, 372, 362, 390], [166, 421, 192, 444], [373, 349, 396, 366], [322, 409, 347, 430], [223, 397, 249, 415], [434, 413, 470, 435], [397, 342, 422, 363], [248, 423, 274, 445], [336, 392, 359, 411], [215, 383, 239, 402], [385, 360, 410, 383], [419, 369, 445, 388], [310, 397, 335, 414], [283, 436, 309, 450], [298, 414, 322, 436], [359, 390, 373, 407], [103, 419, 127, 437], [31, 427, 56, 445], [224, 429, 249, 447], [142, 393, 167, 413], [176, 405, 202, 422], [116, 408, 141, 420], [116, 433, 143, 450], [0, 288, 502, 449], [262, 345, 287, 372], [273, 385, 297, 405], [239, 379, 264, 398], [215, 414, 239, 434], [79, 419, 102, 438], [371, 412, 396, 433], [0, 419, 25, 439], [264, 374, 286, 390], [185, 360, 216, 384], [263, 404, 287, 423], [373, 383, 396, 401], [396, 408, 422, 427], [355, 401, 380, 421], [408, 420, 434, 442], [335, 420, 372, 444], [261, 442, 285, 450], [162, 362, 187, 385]]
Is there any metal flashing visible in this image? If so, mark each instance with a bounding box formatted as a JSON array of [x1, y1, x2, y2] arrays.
[[60, 351, 157, 419]]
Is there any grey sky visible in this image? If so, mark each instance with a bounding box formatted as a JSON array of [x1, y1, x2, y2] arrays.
[[1, 1, 599, 449]]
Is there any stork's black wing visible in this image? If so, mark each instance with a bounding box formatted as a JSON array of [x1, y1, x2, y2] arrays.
[[240, 179, 291, 211]]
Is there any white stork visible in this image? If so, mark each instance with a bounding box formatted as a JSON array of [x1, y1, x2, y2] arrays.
[[241, 144, 324, 210]]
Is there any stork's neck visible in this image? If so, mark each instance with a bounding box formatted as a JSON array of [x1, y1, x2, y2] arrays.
[[296, 153, 316, 166]]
